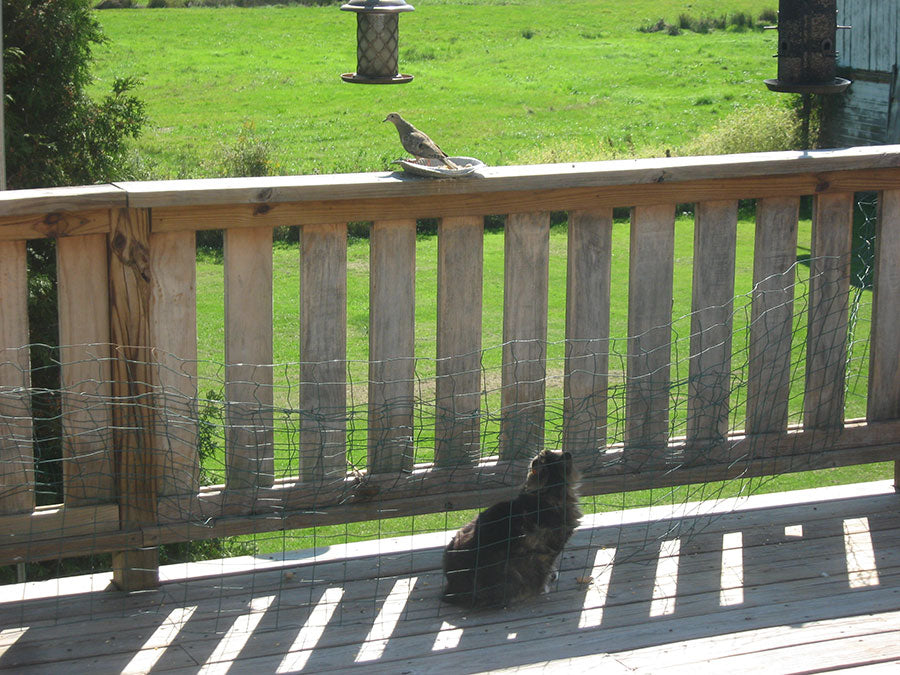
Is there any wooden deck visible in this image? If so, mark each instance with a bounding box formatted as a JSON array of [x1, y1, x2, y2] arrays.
[[2, 480, 899, 674]]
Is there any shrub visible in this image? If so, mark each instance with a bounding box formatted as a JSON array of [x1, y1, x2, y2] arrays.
[[220, 121, 276, 177], [679, 102, 804, 156], [147, 0, 167, 7], [4, 0, 146, 189]]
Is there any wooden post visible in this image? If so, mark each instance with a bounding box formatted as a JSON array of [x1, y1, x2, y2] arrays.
[[0, 240, 34, 516], [804, 192, 853, 430], [108, 208, 159, 591], [746, 197, 800, 435], [625, 204, 675, 458], [869, 190, 900, 490], [300, 223, 347, 481], [368, 219, 416, 474], [500, 211, 550, 460], [435, 215, 483, 468], [564, 207, 612, 462], [224, 227, 274, 490], [687, 200, 737, 447]]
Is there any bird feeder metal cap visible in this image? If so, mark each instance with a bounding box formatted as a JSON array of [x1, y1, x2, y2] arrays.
[[340, 0, 414, 14]]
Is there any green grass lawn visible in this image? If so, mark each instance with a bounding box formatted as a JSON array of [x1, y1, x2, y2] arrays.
[[80, 1, 893, 559], [91, 1, 785, 178]]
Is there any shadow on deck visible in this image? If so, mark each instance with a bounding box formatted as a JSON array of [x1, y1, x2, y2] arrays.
[[1, 481, 899, 674]]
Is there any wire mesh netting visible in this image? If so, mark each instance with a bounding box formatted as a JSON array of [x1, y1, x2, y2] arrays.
[[0, 194, 889, 644]]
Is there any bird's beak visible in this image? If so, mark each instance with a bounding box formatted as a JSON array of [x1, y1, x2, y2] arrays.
[[383, 116, 389, 122]]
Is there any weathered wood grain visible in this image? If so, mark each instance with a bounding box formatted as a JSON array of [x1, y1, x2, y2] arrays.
[[224, 227, 275, 489], [148, 168, 900, 233], [57, 234, 114, 506], [121, 146, 900, 209], [0, 184, 125, 218], [746, 197, 800, 435], [500, 211, 550, 460], [0, 239, 34, 515], [869, 189, 900, 486], [625, 204, 675, 454], [0, 208, 111, 242], [368, 220, 416, 474], [804, 192, 853, 430], [149, 230, 200, 498], [300, 223, 347, 481], [107, 208, 158, 590], [564, 207, 612, 461], [435, 215, 483, 467], [687, 201, 737, 444], [4, 481, 898, 675]]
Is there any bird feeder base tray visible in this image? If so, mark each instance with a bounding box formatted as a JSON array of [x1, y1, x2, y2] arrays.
[[342, 72, 414, 84], [764, 77, 851, 94], [391, 157, 485, 178]]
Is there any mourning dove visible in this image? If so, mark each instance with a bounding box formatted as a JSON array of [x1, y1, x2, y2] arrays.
[[384, 113, 458, 169]]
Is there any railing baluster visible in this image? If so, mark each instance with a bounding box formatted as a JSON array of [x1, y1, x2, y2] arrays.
[[687, 200, 737, 446], [805, 192, 853, 430], [300, 223, 347, 481], [58, 234, 114, 505], [868, 189, 900, 486], [150, 230, 200, 498], [500, 211, 550, 460], [108, 208, 158, 591], [368, 219, 416, 474], [224, 227, 274, 489], [0, 239, 34, 515], [747, 197, 800, 435], [435, 215, 483, 468], [625, 204, 675, 457], [564, 207, 612, 461]]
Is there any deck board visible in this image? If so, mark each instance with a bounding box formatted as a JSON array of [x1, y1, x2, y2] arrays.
[[1, 481, 899, 674]]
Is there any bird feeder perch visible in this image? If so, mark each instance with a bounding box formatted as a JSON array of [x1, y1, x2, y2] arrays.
[[764, 0, 850, 94], [341, 0, 414, 84]]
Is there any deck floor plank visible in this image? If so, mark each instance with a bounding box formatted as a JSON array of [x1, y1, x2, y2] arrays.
[[1, 482, 898, 674]]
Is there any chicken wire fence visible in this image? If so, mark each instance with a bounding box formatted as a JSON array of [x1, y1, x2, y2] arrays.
[[0, 194, 882, 640]]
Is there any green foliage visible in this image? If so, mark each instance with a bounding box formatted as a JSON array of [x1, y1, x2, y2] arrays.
[[4, 0, 147, 189], [219, 120, 277, 177], [197, 389, 226, 485], [679, 102, 804, 156]]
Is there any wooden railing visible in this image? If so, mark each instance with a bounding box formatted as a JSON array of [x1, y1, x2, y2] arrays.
[[1, 147, 899, 590]]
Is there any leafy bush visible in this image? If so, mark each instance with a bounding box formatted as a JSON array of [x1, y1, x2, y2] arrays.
[[4, 0, 146, 189], [679, 102, 805, 156]]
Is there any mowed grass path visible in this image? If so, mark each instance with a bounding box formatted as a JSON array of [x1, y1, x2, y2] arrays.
[[91, 1, 779, 177]]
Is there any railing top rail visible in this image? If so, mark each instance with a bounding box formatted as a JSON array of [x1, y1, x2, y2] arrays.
[[2, 146, 900, 220]]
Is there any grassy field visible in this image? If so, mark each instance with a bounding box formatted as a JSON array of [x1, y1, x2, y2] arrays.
[[81, 2, 893, 558], [90, 0, 787, 178]]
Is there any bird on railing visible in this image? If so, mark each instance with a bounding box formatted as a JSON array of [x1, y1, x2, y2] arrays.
[[384, 113, 459, 170]]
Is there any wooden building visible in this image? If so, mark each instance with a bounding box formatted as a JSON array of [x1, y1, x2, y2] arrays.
[[825, 0, 900, 146]]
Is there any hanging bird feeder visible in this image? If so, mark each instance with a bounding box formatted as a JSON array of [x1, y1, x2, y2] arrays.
[[341, 0, 414, 84], [764, 0, 850, 94]]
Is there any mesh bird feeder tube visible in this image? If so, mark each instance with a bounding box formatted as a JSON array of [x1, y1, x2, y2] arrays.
[[764, 0, 850, 94], [341, 0, 414, 84]]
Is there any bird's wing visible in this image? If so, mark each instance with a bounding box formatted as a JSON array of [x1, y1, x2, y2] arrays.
[[410, 131, 447, 158]]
